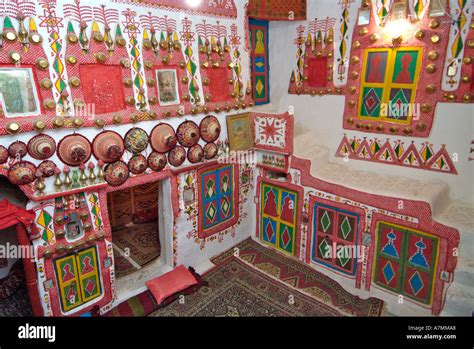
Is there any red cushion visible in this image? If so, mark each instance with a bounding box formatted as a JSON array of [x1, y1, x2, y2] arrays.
[[145, 265, 198, 305]]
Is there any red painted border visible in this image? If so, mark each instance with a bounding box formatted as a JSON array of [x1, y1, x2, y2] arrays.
[[0, 39, 56, 135], [291, 155, 459, 314]]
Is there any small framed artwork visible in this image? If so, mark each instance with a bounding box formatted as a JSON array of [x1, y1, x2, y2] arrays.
[[358, 8, 371, 26], [183, 187, 195, 205], [0, 67, 41, 117], [65, 213, 84, 241], [156, 68, 180, 106], [226, 113, 254, 151]]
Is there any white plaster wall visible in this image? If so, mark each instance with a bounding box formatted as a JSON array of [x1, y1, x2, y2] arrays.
[[255, 1, 474, 204], [175, 166, 256, 270]]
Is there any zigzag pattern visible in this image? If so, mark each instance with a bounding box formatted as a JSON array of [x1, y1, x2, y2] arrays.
[[336, 135, 458, 175], [212, 238, 384, 316]]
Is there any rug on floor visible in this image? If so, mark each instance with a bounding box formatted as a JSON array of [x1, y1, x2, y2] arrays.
[[0, 284, 33, 317], [150, 257, 342, 317], [211, 238, 384, 317], [112, 221, 160, 267], [0, 260, 24, 300], [113, 249, 140, 279]]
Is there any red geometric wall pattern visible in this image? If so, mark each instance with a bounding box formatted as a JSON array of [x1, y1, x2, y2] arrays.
[[336, 134, 458, 174]]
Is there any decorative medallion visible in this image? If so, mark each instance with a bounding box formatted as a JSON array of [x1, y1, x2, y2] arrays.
[[38, 160, 57, 178], [7, 161, 37, 185], [57, 135, 92, 167], [187, 144, 204, 164], [128, 154, 148, 175], [0, 146, 9, 164], [8, 141, 28, 159], [200, 115, 221, 142], [204, 142, 218, 160], [150, 123, 178, 153], [168, 146, 186, 167], [104, 161, 129, 187], [124, 128, 149, 154], [148, 152, 167, 172], [92, 131, 125, 163], [176, 120, 200, 147], [28, 134, 56, 160]]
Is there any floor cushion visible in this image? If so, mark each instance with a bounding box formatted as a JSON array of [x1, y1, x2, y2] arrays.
[[146, 265, 198, 305]]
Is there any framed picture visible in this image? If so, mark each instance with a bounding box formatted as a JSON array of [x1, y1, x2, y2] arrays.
[[156, 68, 180, 106], [183, 187, 195, 205], [0, 67, 40, 117], [226, 113, 254, 151], [66, 213, 84, 241], [358, 8, 371, 26]]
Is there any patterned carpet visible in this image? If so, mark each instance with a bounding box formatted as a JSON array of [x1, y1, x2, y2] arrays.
[[212, 238, 384, 317], [151, 256, 342, 317], [0, 261, 24, 299], [113, 250, 140, 279], [0, 284, 32, 317], [113, 221, 161, 271], [0, 261, 32, 317]]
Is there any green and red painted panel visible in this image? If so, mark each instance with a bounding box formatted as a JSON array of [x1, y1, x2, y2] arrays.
[[54, 246, 102, 313], [260, 182, 298, 255], [249, 19, 269, 105], [374, 222, 439, 305], [311, 203, 359, 276]]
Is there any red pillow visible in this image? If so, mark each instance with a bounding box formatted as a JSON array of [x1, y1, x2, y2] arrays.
[[145, 265, 198, 305]]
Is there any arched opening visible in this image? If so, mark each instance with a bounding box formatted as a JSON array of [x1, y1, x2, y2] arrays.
[[0, 176, 33, 316]]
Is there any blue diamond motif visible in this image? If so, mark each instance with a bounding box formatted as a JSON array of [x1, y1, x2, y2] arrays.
[[382, 261, 395, 284], [409, 271, 424, 296]]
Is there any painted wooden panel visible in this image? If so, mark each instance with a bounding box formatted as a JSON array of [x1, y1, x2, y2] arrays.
[[249, 19, 269, 105], [54, 246, 102, 313], [373, 222, 439, 305], [260, 182, 298, 256]]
